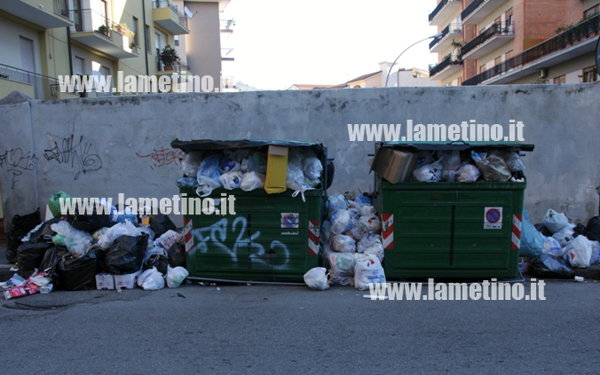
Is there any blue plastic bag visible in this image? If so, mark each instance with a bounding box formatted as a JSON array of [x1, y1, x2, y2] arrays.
[[520, 209, 544, 258], [196, 154, 223, 197]]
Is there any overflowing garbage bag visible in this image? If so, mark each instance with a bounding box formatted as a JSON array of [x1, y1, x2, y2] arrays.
[[17, 242, 52, 273], [56, 252, 98, 291], [6, 208, 41, 263], [137, 267, 165, 291], [303, 267, 329, 291], [166, 266, 189, 288], [543, 209, 571, 234], [354, 254, 386, 291], [103, 234, 149, 275]]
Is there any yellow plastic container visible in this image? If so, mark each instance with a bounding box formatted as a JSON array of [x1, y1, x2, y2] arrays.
[[264, 145, 289, 194]]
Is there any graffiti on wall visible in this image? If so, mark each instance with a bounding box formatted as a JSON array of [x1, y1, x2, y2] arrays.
[[191, 216, 290, 270], [43, 134, 102, 180], [0, 148, 37, 189], [136, 146, 184, 170]]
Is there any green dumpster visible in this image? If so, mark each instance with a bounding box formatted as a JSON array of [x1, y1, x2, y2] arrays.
[[171, 140, 328, 283], [373, 142, 534, 281]]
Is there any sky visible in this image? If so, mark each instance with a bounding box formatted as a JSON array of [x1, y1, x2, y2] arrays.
[[220, 0, 440, 90]]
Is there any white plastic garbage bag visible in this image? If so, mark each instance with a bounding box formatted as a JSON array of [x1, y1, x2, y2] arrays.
[[330, 234, 356, 253], [412, 160, 442, 183], [327, 251, 356, 276], [563, 235, 592, 268], [97, 220, 146, 249], [328, 273, 354, 286], [331, 210, 352, 234], [552, 224, 575, 247], [240, 171, 265, 192], [354, 254, 386, 291], [359, 205, 376, 218], [359, 215, 381, 234], [328, 194, 349, 218], [345, 222, 368, 241], [362, 241, 385, 263], [137, 267, 165, 290], [357, 234, 383, 252], [589, 241, 600, 265], [543, 236, 565, 257], [50, 221, 93, 257], [219, 171, 244, 190], [303, 157, 323, 180], [166, 266, 189, 288], [456, 163, 480, 183], [303, 267, 329, 290], [219, 155, 242, 174], [543, 209, 571, 234], [153, 229, 181, 250], [196, 154, 223, 197]]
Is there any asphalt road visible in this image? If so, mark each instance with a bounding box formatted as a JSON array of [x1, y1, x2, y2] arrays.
[[1, 279, 600, 374]]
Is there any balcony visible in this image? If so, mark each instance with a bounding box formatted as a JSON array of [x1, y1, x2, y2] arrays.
[[430, 55, 463, 81], [463, 14, 600, 85], [0, 63, 78, 100], [461, 22, 514, 59], [222, 47, 234, 61], [152, 0, 189, 35], [429, 23, 463, 53], [429, 0, 462, 26], [461, 0, 507, 25], [220, 19, 235, 33], [69, 9, 137, 59], [0, 0, 73, 29]]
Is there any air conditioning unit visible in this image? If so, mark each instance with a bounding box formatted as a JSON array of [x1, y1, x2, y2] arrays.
[[539, 68, 548, 79]]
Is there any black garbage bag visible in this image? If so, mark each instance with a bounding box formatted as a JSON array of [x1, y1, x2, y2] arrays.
[[17, 242, 52, 272], [167, 242, 187, 268], [6, 208, 41, 263], [39, 246, 70, 281], [534, 223, 552, 237], [530, 254, 575, 279], [28, 218, 62, 243], [69, 205, 112, 233], [56, 253, 98, 291], [103, 234, 149, 275], [144, 253, 169, 276], [572, 223, 586, 238], [584, 216, 600, 242], [149, 215, 177, 238]]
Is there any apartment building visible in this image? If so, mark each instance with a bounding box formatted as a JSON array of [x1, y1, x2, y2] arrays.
[[428, 0, 600, 86], [0, 0, 230, 100]]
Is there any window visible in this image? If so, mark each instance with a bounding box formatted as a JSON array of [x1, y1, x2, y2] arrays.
[[494, 56, 502, 66], [133, 17, 139, 46], [505, 50, 513, 60], [145, 25, 150, 52], [553, 75, 566, 84], [505, 8, 513, 27], [174, 35, 179, 47], [583, 66, 598, 82], [584, 5, 599, 18]]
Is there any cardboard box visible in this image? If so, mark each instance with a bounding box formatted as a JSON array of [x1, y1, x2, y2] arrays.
[[114, 270, 142, 290], [96, 273, 115, 290], [371, 148, 418, 183], [264, 145, 289, 194]]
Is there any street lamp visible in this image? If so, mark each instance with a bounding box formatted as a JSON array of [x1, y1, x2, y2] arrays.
[[384, 33, 444, 88]]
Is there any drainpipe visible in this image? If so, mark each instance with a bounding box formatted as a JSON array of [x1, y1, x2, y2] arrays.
[[67, 27, 73, 75], [142, 0, 150, 77]]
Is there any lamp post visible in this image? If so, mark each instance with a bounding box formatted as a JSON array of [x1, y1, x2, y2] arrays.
[[384, 33, 444, 88]]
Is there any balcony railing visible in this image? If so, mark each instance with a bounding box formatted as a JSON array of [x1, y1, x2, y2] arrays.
[[70, 9, 133, 39], [0, 63, 74, 100], [461, 22, 513, 56], [156, 58, 191, 74], [153, 0, 188, 30], [429, 23, 462, 49], [429, 0, 450, 22], [463, 13, 600, 85], [220, 19, 235, 30], [461, 0, 485, 21], [430, 56, 463, 77], [53, 0, 69, 19]]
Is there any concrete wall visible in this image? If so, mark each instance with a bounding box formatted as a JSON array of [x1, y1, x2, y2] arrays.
[[1, 83, 599, 229]]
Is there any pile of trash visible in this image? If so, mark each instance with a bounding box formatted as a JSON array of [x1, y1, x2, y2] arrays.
[[411, 149, 525, 183], [520, 208, 600, 278], [176, 147, 323, 199], [2, 192, 189, 300], [304, 193, 386, 291]]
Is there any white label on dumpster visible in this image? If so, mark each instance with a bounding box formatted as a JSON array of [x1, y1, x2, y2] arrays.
[[484, 207, 503, 229], [281, 213, 299, 229]]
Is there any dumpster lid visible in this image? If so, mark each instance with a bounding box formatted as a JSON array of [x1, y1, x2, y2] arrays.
[[171, 139, 325, 154], [378, 141, 534, 152]]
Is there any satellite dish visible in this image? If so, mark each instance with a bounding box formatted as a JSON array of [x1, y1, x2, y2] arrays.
[[184, 6, 193, 19]]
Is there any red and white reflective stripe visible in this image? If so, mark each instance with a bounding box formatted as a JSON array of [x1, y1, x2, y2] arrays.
[[382, 214, 394, 250], [511, 214, 522, 250], [183, 217, 194, 253], [308, 220, 320, 256]]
